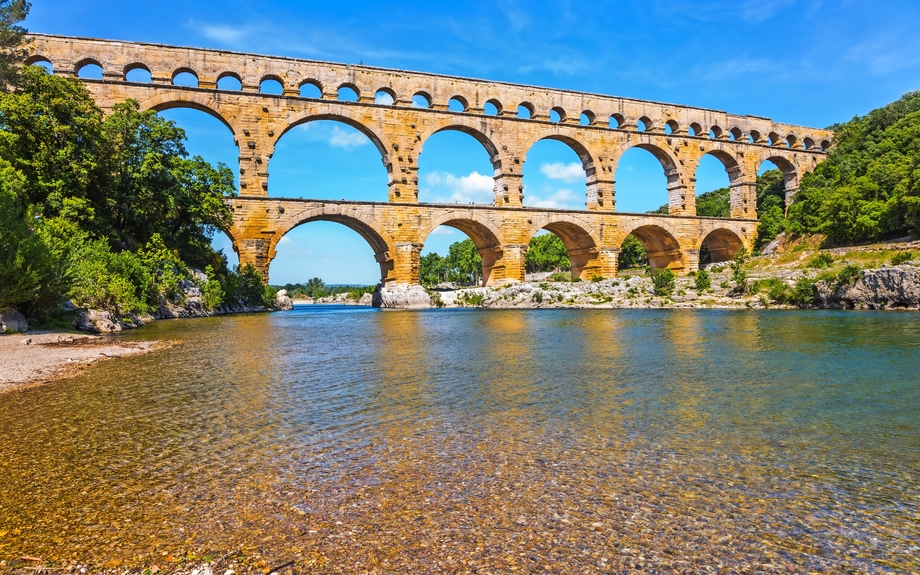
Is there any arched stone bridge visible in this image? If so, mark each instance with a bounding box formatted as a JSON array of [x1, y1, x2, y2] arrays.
[[27, 34, 833, 284]]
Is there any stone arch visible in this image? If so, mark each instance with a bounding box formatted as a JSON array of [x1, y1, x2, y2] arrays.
[[758, 153, 800, 203], [484, 98, 503, 115], [524, 214, 601, 280], [612, 141, 682, 212], [171, 67, 198, 83], [419, 213, 505, 286], [521, 131, 598, 205], [448, 94, 470, 111], [123, 62, 150, 77], [139, 93, 237, 135], [699, 227, 745, 264], [417, 118, 503, 203], [336, 82, 360, 100], [609, 113, 625, 129], [697, 149, 745, 212], [26, 54, 54, 73], [74, 56, 104, 76], [374, 86, 397, 104], [272, 205, 397, 283], [276, 108, 394, 167], [298, 79, 323, 98], [619, 220, 685, 270]]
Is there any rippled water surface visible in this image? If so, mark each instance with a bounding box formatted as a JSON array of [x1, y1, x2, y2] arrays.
[[2, 308, 919, 572]]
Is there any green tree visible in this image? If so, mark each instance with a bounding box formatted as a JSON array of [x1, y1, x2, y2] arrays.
[[695, 187, 730, 218], [525, 233, 570, 273], [445, 238, 482, 285], [618, 234, 648, 269], [0, 0, 29, 91], [419, 252, 447, 285]]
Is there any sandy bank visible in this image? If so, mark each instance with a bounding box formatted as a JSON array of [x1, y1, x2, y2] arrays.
[[0, 332, 164, 393]]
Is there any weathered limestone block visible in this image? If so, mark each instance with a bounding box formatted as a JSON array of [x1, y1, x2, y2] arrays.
[[0, 309, 28, 333], [814, 265, 920, 309], [372, 284, 432, 309], [274, 289, 294, 311]]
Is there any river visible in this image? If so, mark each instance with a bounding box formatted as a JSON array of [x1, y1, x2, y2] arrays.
[[1, 307, 918, 572]]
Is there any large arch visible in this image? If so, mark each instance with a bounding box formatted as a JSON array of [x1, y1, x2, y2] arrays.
[[520, 131, 597, 206], [699, 227, 744, 264], [140, 93, 237, 135], [757, 154, 799, 205], [619, 220, 684, 270], [418, 213, 505, 286], [612, 142, 680, 214], [271, 206, 396, 284], [524, 215, 600, 280], [417, 119, 502, 204], [268, 113, 392, 202], [695, 149, 741, 217]]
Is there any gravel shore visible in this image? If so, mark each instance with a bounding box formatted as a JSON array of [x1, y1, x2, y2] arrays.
[[0, 332, 163, 393]]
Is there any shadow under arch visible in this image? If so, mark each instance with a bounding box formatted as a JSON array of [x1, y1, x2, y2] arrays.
[[700, 227, 744, 264], [621, 222, 684, 270], [524, 215, 600, 280], [419, 213, 505, 286], [271, 206, 397, 284]]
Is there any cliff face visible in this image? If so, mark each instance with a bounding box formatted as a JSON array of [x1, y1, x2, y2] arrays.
[[813, 266, 920, 310]]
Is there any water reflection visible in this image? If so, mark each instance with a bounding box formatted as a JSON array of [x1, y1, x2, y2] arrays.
[[0, 308, 918, 572]]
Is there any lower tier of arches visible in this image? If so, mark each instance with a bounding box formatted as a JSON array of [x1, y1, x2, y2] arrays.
[[227, 198, 757, 286]]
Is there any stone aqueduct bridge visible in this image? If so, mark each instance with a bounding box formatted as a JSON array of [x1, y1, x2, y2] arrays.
[[28, 34, 834, 285]]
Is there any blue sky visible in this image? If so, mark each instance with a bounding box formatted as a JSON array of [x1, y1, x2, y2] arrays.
[[26, 0, 920, 284]]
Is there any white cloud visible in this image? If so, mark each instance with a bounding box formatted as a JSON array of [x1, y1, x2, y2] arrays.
[[328, 126, 370, 149], [200, 25, 250, 45], [540, 162, 585, 183], [431, 227, 456, 235], [420, 171, 494, 204], [525, 188, 580, 210]]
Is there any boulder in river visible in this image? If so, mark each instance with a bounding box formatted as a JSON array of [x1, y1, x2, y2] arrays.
[[372, 284, 433, 309], [274, 289, 294, 311]]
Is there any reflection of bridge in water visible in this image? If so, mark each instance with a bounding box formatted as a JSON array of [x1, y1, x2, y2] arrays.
[[28, 34, 833, 285]]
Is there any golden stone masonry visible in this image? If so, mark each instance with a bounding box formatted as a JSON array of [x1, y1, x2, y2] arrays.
[[27, 34, 833, 285]]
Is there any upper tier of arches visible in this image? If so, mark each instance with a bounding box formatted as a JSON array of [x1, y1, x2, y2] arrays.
[[25, 34, 835, 154]]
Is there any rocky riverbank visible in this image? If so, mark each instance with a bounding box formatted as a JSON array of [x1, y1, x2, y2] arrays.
[[0, 332, 164, 393], [368, 240, 920, 310]]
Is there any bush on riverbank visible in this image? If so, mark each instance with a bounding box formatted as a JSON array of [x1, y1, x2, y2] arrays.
[[0, 64, 272, 323]]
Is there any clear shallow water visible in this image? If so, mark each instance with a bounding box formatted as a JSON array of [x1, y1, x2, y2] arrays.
[[1, 307, 919, 572]]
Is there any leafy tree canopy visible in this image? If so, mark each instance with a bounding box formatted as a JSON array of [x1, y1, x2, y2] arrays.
[[0, 0, 28, 90]]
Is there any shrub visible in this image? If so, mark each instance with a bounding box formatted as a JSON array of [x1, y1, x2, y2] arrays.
[[548, 272, 570, 282], [694, 269, 711, 291], [891, 251, 913, 265], [836, 264, 862, 285], [590, 275, 603, 282], [459, 292, 485, 307], [199, 265, 225, 311], [69, 239, 149, 315], [768, 281, 789, 303], [729, 247, 749, 294], [532, 291, 543, 303], [808, 252, 835, 269], [786, 277, 816, 306], [651, 268, 675, 296], [571, 277, 582, 283]]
